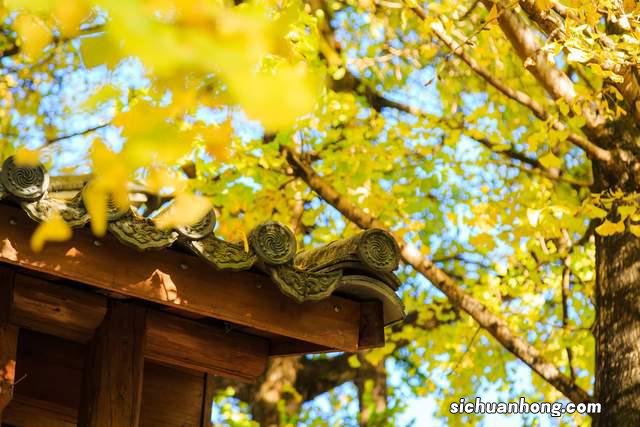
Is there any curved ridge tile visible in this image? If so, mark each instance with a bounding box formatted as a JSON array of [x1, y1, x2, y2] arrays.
[[176, 209, 216, 240], [248, 221, 297, 265], [22, 193, 90, 227], [337, 275, 405, 326], [294, 229, 401, 290], [108, 210, 178, 250], [269, 265, 342, 303], [184, 234, 257, 271], [0, 156, 49, 201]]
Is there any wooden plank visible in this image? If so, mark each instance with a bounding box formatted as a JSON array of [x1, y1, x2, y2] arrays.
[[140, 363, 204, 427], [3, 395, 76, 427], [269, 339, 330, 357], [146, 311, 268, 382], [0, 267, 17, 421], [358, 300, 385, 350], [79, 302, 147, 427], [11, 329, 84, 416], [5, 329, 81, 426], [0, 203, 360, 351], [11, 273, 107, 343]]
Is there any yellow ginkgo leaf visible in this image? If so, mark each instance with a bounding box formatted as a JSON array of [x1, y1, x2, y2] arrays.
[[5, 0, 56, 10], [535, 0, 553, 12], [539, 152, 563, 169], [154, 193, 212, 230], [82, 184, 108, 237], [224, 63, 320, 131], [146, 167, 183, 195], [90, 139, 129, 183], [618, 205, 636, 219], [486, 4, 498, 25], [240, 230, 249, 252], [53, 0, 90, 37], [584, 203, 608, 219], [470, 233, 495, 250], [348, 354, 361, 368], [13, 147, 41, 166], [13, 13, 52, 60], [80, 35, 122, 68], [623, 0, 637, 13], [202, 120, 232, 161], [30, 214, 72, 253], [595, 219, 625, 236], [630, 224, 640, 237], [82, 84, 121, 111]]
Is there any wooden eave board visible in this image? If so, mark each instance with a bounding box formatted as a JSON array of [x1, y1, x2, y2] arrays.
[[0, 203, 360, 351]]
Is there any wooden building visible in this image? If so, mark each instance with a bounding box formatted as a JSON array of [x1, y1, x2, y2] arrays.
[[0, 156, 404, 426]]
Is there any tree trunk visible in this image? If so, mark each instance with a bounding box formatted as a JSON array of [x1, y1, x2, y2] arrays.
[[252, 357, 301, 426], [594, 230, 640, 426], [356, 356, 387, 427], [593, 152, 640, 426]]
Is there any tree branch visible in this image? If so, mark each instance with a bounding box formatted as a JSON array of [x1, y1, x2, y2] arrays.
[[409, 7, 615, 167], [46, 123, 109, 145], [518, 0, 640, 123], [316, 0, 608, 177], [1, 24, 106, 61], [481, 0, 578, 103], [282, 144, 594, 406]]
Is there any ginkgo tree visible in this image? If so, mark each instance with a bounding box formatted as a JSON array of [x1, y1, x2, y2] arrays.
[[1, 0, 640, 425]]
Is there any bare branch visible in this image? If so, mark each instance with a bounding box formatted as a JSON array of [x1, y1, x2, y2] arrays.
[[46, 123, 109, 145]]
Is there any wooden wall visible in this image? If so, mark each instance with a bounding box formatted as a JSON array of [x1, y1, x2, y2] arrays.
[[2, 329, 211, 427]]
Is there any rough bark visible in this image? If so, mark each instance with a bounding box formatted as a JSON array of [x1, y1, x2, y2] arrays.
[[592, 131, 640, 426], [594, 229, 640, 426], [252, 357, 302, 426], [356, 356, 388, 427]]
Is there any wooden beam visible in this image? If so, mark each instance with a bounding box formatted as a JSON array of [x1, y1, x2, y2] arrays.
[[270, 301, 385, 355], [0, 203, 360, 351], [357, 300, 385, 350], [78, 302, 147, 427], [0, 267, 17, 421], [146, 311, 268, 382], [8, 274, 268, 382], [11, 273, 106, 343], [3, 395, 76, 427], [269, 339, 330, 357]]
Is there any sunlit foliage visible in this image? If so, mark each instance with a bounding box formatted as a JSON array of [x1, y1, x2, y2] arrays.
[[2, 0, 639, 424]]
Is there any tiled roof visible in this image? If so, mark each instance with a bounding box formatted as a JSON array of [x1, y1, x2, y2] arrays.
[[0, 156, 405, 325]]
